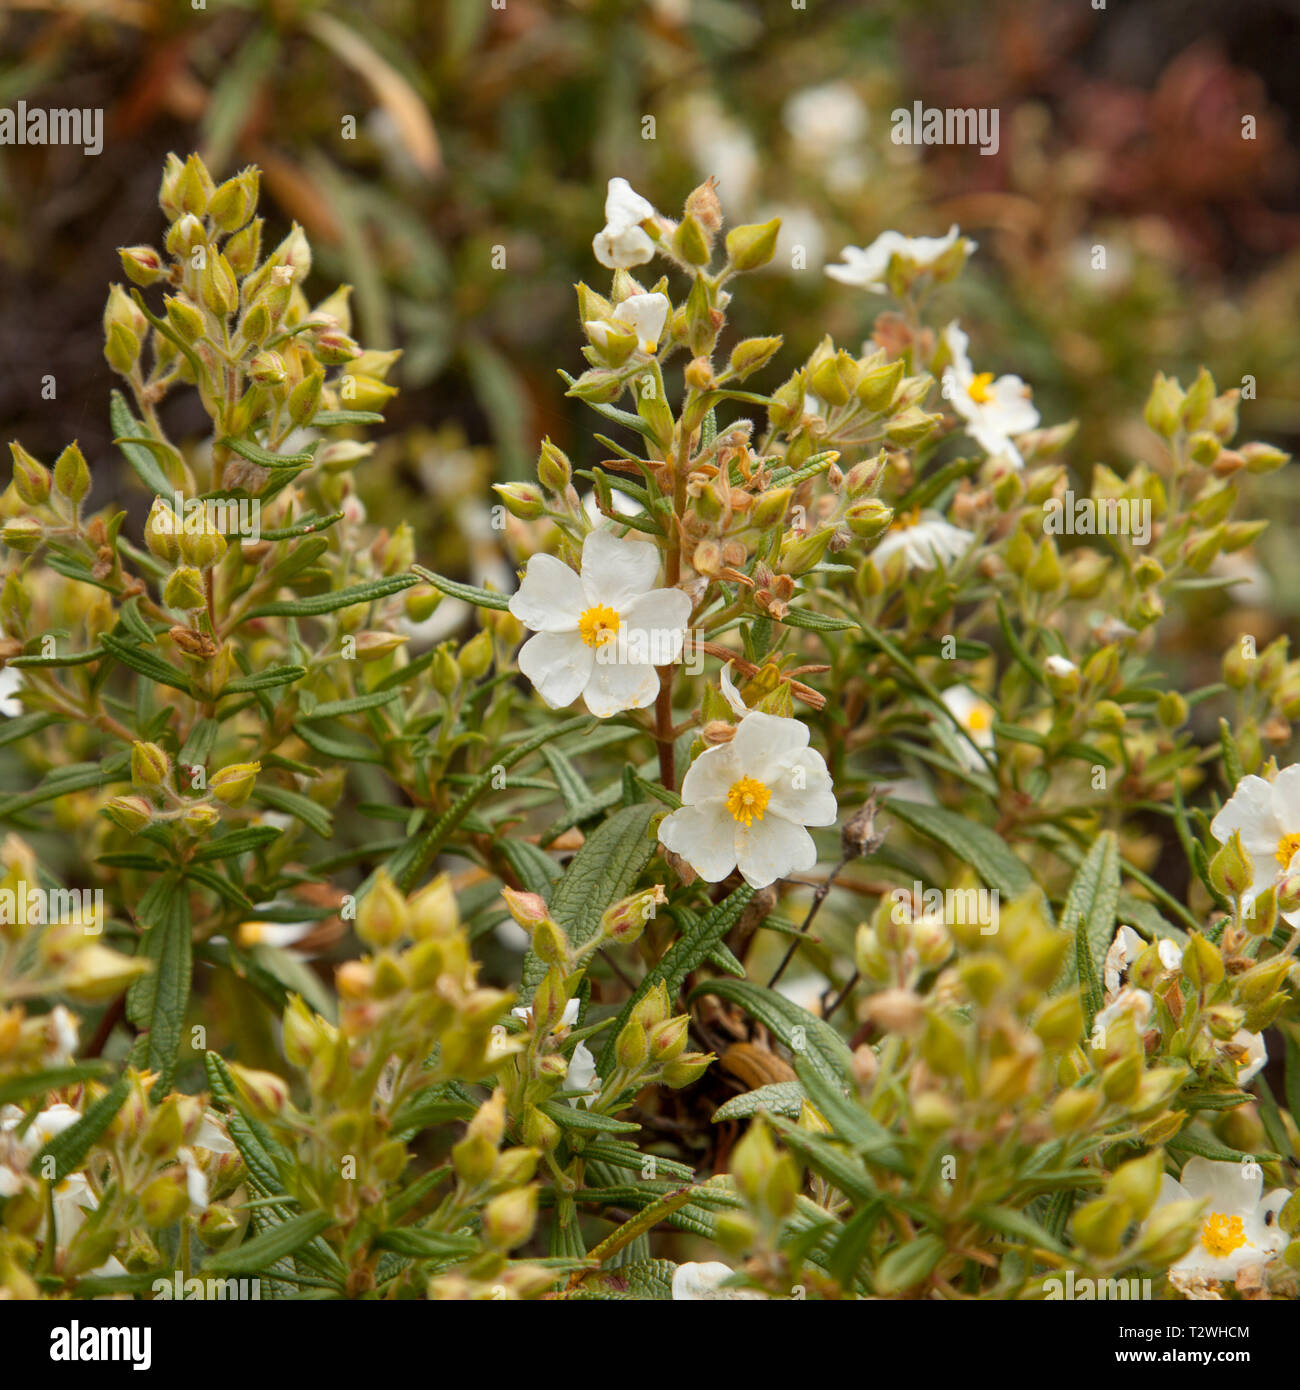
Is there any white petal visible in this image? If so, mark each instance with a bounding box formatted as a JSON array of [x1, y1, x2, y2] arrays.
[[614, 292, 670, 352], [604, 177, 655, 227], [766, 748, 838, 827], [679, 743, 740, 806], [593, 224, 654, 269], [508, 553, 585, 633], [1232, 1029, 1267, 1085], [735, 813, 818, 889], [580, 528, 661, 608], [1211, 775, 1282, 858], [582, 653, 660, 717], [731, 710, 810, 781], [517, 630, 594, 709], [1270, 763, 1300, 830], [658, 804, 738, 882], [621, 587, 691, 667], [1178, 1157, 1259, 1214]]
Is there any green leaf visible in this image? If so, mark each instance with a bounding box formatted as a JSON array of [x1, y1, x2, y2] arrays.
[[100, 633, 193, 695], [686, 975, 853, 1087], [971, 1204, 1068, 1256], [794, 1057, 906, 1167], [202, 1212, 335, 1275], [873, 1233, 946, 1295], [1219, 718, 1244, 788], [191, 826, 282, 861], [373, 1227, 478, 1260], [110, 390, 179, 496], [0, 1062, 112, 1108], [252, 785, 332, 838], [126, 876, 192, 1092], [522, 802, 658, 992], [886, 799, 1035, 899], [309, 409, 385, 427], [1076, 914, 1105, 1030], [219, 665, 307, 696], [243, 574, 417, 620], [31, 1073, 130, 1181], [220, 435, 318, 469], [411, 565, 511, 611], [779, 608, 856, 633], [302, 689, 398, 719], [1055, 830, 1120, 992], [712, 1081, 806, 1121], [538, 1101, 641, 1134]]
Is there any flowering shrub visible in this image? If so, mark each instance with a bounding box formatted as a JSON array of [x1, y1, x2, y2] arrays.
[[1, 152, 1298, 1302]]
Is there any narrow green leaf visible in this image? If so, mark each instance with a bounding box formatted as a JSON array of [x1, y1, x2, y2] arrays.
[[411, 565, 511, 611], [203, 1211, 335, 1275]]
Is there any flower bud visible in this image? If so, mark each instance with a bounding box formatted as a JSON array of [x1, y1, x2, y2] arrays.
[[1240, 442, 1289, 474], [1207, 833, 1252, 900], [225, 1063, 290, 1119], [119, 244, 165, 287], [493, 482, 545, 521], [357, 868, 408, 947], [846, 499, 894, 540], [9, 442, 50, 506], [724, 218, 780, 272], [1143, 373, 1184, 437], [131, 740, 170, 789], [140, 1168, 191, 1227], [728, 337, 783, 381], [616, 1018, 648, 1071], [409, 873, 458, 940], [163, 566, 206, 610], [483, 1185, 538, 1249], [600, 885, 665, 946], [647, 1015, 689, 1064], [208, 167, 259, 233], [209, 761, 260, 808], [536, 438, 572, 493], [663, 1051, 714, 1088], [103, 794, 154, 832]]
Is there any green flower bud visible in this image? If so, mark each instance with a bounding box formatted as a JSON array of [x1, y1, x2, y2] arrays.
[[1243, 884, 1278, 939], [208, 166, 259, 233], [288, 370, 324, 428], [662, 1051, 714, 1088], [163, 565, 206, 610], [616, 1018, 648, 1071], [131, 740, 170, 789], [9, 442, 50, 505], [728, 336, 783, 381], [1240, 442, 1289, 474], [1034, 993, 1084, 1051], [1143, 372, 1184, 437], [1050, 1085, 1102, 1134], [1207, 833, 1252, 900], [1156, 691, 1188, 729], [846, 499, 894, 540], [1108, 1150, 1163, 1220], [536, 438, 572, 493], [855, 358, 904, 411], [1072, 1195, 1129, 1256], [357, 868, 408, 947], [1026, 536, 1062, 593], [483, 1185, 538, 1249], [140, 1168, 190, 1228], [409, 873, 458, 940], [724, 217, 780, 272], [51, 443, 90, 505], [458, 629, 494, 681], [647, 1015, 689, 1064], [205, 762, 258, 810], [493, 482, 545, 521], [103, 794, 153, 832], [884, 406, 939, 447]]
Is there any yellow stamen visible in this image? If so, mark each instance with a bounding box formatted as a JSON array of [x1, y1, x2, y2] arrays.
[[967, 372, 995, 405], [726, 776, 770, 827], [966, 703, 993, 733], [1275, 832, 1300, 868], [890, 504, 922, 532], [578, 604, 621, 648], [1200, 1211, 1249, 1259]]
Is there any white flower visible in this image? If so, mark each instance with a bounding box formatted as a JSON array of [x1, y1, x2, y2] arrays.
[[942, 321, 1039, 466], [51, 1171, 97, 1242], [0, 664, 21, 718], [658, 672, 836, 890], [194, 1112, 238, 1155], [671, 1260, 766, 1300], [825, 225, 973, 293], [1210, 764, 1300, 924], [45, 1005, 80, 1066], [1094, 986, 1154, 1035], [783, 82, 868, 152], [939, 686, 996, 771], [178, 1147, 209, 1211], [1230, 1029, 1268, 1086], [237, 917, 316, 949], [509, 529, 691, 718], [593, 177, 657, 269], [584, 291, 670, 357], [582, 487, 643, 530], [1143, 1157, 1288, 1282], [1102, 924, 1182, 997], [1044, 655, 1077, 679], [871, 507, 972, 572], [512, 1000, 599, 1107]]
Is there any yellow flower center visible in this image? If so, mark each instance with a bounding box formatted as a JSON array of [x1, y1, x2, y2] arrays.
[[966, 703, 993, 733], [578, 604, 621, 648], [1275, 832, 1300, 868], [967, 372, 995, 405], [1200, 1211, 1249, 1260], [890, 504, 922, 532], [726, 776, 770, 827]]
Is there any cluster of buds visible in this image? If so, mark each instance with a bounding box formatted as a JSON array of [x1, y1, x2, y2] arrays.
[[3, 441, 93, 553], [0, 1066, 242, 1296], [1221, 634, 1300, 767]]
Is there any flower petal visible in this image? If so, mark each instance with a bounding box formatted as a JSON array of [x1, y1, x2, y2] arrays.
[[731, 710, 809, 780], [658, 803, 739, 882], [621, 587, 692, 666], [580, 528, 661, 608], [582, 652, 660, 717], [508, 553, 585, 633], [766, 748, 838, 827], [735, 813, 818, 889], [517, 631, 594, 709], [679, 743, 740, 806], [1211, 775, 1282, 859]]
